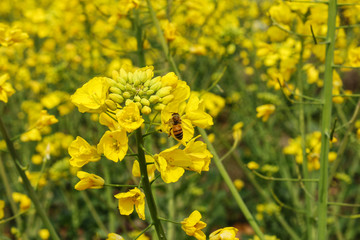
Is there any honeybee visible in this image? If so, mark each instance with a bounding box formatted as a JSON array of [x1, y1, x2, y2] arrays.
[[168, 113, 183, 140]]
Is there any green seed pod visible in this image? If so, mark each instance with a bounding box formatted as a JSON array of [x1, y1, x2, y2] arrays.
[[105, 99, 117, 111], [156, 86, 172, 98], [149, 95, 160, 103], [140, 98, 150, 106], [123, 91, 131, 99], [109, 86, 122, 95], [109, 93, 124, 104], [141, 106, 151, 115], [161, 94, 174, 104], [134, 95, 141, 102]]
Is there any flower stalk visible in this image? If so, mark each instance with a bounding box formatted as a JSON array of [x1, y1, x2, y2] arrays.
[[318, 0, 337, 239], [199, 128, 265, 240], [0, 116, 60, 240], [136, 128, 167, 239]]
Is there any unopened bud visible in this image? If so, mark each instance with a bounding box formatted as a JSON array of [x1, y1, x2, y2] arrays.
[[140, 98, 150, 106], [150, 82, 162, 92], [112, 70, 119, 80], [161, 94, 174, 104], [127, 72, 134, 84], [107, 78, 118, 87], [123, 91, 131, 99], [109, 86, 122, 95], [156, 86, 172, 98], [149, 95, 160, 103], [105, 99, 117, 111], [125, 99, 134, 106], [141, 106, 151, 115], [109, 93, 124, 104], [135, 102, 142, 110], [154, 103, 166, 111], [134, 95, 141, 102]]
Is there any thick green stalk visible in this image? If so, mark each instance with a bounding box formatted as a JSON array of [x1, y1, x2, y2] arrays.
[[0, 116, 60, 240], [317, 1, 337, 239], [199, 128, 265, 240], [297, 38, 313, 239], [136, 128, 167, 240]]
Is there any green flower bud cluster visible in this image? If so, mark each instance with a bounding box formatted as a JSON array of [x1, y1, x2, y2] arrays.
[[105, 67, 175, 114]]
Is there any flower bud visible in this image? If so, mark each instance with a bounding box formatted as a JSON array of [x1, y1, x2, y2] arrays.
[[118, 77, 127, 85], [149, 76, 161, 86], [116, 82, 126, 91], [144, 79, 151, 87], [105, 99, 117, 111], [161, 94, 174, 104], [123, 91, 131, 99], [135, 102, 142, 110], [107, 78, 118, 87], [109, 86, 122, 95], [154, 103, 165, 111], [134, 95, 141, 102], [156, 86, 172, 98], [141, 106, 151, 115], [127, 72, 133, 84], [112, 70, 119, 80], [119, 68, 127, 80], [109, 93, 124, 104], [140, 98, 150, 106], [126, 83, 133, 91], [150, 82, 162, 92], [149, 95, 160, 103], [125, 99, 134, 105], [146, 89, 155, 95]]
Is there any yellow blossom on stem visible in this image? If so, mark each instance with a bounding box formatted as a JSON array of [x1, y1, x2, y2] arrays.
[[12, 192, 31, 211], [97, 129, 128, 162], [38, 229, 50, 240], [20, 128, 42, 142], [183, 137, 213, 173], [71, 77, 111, 113], [163, 20, 177, 42], [256, 104, 276, 122], [74, 171, 105, 191], [116, 102, 144, 132], [232, 122, 244, 142], [107, 233, 125, 240], [33, 110, 58, 129], [68, 136, 101, 167], [234, 179, 244, 190], [0, 24, 28, 47], [99, 112, 121, 131], [209, 227, 239, 240], [247, 161, 259, 170], [0, 74, 15, 103], [154, 145, 191, 183], [181, 210, 207, 240], [114, 187, 145, 220], [347, 46, 360, 67], [132, 155, 156, 181], [0, 200, 5, 219]]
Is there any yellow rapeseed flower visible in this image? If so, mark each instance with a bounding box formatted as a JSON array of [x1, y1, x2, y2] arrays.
[[106, 233, 124, 240], [74, 171, 105, 191], [234, 179, 244, 190], [71, 77, 111, 113], [209, 227, 239, 240], [114, 187, 145, 220], [0, 73, 15, 103], [12, 192, 31, 211], [116, 102, 144, 132], [154, 145, 191, 183], [247, 161, 259, 170], [348, 46, 360, 67], [183, 137, 213, 173], [181, 210, 207, 240], [38, 229, 50, 240], [97, 129, 128, 162], [33, 110, 58, 130], [132, 155, 156, 181], [68, 136, 101, 167], [0, 24, 28, 47], [256, 104, 275, 122]]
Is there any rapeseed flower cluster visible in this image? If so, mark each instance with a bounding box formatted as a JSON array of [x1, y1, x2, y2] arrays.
[[69, 65, 214, 228]]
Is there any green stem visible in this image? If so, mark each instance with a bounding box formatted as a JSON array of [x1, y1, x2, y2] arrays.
[[0, 157, 23, 230], [199, 128, 265, 240], [297, 38, 314, 240], [103, 163, 116, 232], [318, 0, 337, 239], [167, 184, 175, 239], [136, 128, 167, 239], [145, 0, 181, 78], [0, 116, 60, 240]]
